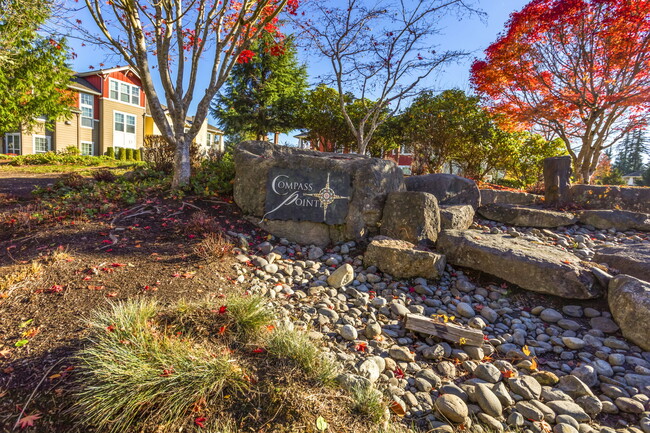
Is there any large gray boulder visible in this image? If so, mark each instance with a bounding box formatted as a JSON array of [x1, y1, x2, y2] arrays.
[[480, 189, 542, 206], [406, 173, 480, 209], [364, 238, 446, 280], [593, 244, 650, 282], [381, 191, 440, 245], [437, 230, 604, 299], [570, 184, 650, 213], [440, 205, 475, 230], [477, 204, 578, 228], [578, 210, 650, 232], [234, 141, 404, 246], [608, 275, 650, 351]]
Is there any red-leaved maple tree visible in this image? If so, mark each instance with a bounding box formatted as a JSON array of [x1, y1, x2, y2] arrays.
[[470, 0, 650, 183], [78, 0, 299, 187]]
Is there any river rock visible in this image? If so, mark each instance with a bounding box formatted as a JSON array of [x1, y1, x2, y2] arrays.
[[608, 274, 650, 351], [480, 189, 541, 206], [364, 238, 446, 280], [327, 264, 354, 288], [406, 173, 480, 209], [437, 230, 603, 299], [546, 400, 591, 422], [435, 394, 469, 423]]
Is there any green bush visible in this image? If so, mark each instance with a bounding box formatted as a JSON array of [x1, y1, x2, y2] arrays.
[[492, 178, 525, 189], [64, 146, 80, 155], [133, 148, 141, 161], [106, 147, 115, 159], [597, 169, 626, 185], [189, 152, 235, 196], [117, 148, 126, 161], [7, 152, 113, 166], [125, 148, 134, 161]]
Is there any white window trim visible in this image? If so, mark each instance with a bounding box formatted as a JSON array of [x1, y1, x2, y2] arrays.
[[5, 133, 21, 154], [80, 141, 94, 156], [108, 78, 142, 108], [80, 93, 94, 129], [33, 135, 51, 153], [113, 110, 137, 135]]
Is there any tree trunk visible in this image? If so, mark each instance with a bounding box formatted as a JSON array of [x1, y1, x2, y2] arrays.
[[172, 138, 191, 189]]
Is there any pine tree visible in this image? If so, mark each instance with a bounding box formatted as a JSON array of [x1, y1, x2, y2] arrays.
[[615, 129, 649, 174], [211, 34, 307, 141]]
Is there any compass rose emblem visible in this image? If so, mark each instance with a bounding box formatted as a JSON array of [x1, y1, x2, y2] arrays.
[[304, 173, 349, 221]]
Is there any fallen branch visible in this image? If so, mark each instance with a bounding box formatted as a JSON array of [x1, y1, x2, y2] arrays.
[[13, 359, 62, 431]]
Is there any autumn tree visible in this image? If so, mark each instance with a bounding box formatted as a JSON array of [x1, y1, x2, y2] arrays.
[[302, 0, 479, 155], [79, 0, 299, 188], [471, 0, 650, 184], [211, 33, 307, 142], [0, 0, 74, 133]]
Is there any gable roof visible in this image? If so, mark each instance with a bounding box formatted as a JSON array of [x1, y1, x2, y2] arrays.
[[75, 65, 139, 78], [69, 76, 101, 95], [623, 171, 643, 177]]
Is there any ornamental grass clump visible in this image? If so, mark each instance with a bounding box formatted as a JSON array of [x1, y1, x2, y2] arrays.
[[74, 299, 249, 433]]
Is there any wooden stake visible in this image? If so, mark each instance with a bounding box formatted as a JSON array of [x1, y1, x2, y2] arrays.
[[404, 314, 485, 346]]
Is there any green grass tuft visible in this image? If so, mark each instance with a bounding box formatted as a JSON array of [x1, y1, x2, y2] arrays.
[[266, 326, 339, 385], [227, 295, 274, 341], [350, 385, 386, 424]]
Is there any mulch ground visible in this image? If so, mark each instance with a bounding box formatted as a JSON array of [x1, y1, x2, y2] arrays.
[[0, 193, 271, 432]]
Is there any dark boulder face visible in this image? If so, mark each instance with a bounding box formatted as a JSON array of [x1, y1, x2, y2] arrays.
[[380, 191, 440, 245], [233, 141, 405, 246], [405, 173, 480, 209]]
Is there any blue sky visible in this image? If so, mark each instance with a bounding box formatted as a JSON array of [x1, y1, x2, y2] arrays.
[[66, 0, 531, 145]]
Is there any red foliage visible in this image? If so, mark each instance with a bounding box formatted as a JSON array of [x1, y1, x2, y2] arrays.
[[471, 0, 650, 181]]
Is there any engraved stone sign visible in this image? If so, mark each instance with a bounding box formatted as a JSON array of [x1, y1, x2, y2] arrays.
[[263, 167, 351, 224]]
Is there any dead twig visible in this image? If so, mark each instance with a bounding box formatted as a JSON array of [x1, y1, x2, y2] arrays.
[[12, 359, 63, 431]]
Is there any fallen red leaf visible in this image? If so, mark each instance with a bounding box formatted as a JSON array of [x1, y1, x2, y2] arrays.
[[218, 326, 227, 335], [17, 413, 41, 429], [218, 305, 227, 314], [394, 367, 405, 379], [106, 292, 118, 298], [252, 347, 265, 354], [194, 416, 207, 428]]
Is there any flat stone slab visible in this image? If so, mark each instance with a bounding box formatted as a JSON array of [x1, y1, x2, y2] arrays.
[[440, 205, 475, 230], [437, 230, 603, 299], [608, 275, 650, 351], [593, 244, 650, 282], [364, 238, 446, 280], [477, 204, 578, 228], [406, 173, 480, 209], [480, 189, 542, 206], [578, 210, 650, 232]]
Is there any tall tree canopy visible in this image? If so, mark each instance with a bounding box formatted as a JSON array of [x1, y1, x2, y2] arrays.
[[80, 0, 299, 187], [0, 0, 74, 133], [211, 34, 307, 141], [615, 129, 648, 174], [471, 0, 650, 183], [302, 0, 479, 155]]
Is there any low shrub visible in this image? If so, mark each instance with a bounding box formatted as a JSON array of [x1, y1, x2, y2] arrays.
[[92, 168, 117, 183], [64, 145, 81, 156], [492, 177, 525, 189], [142, 135, 200, 174], [189, 152, 235, 196], [125, 148, 134, 161], [7, 152, 114, 166], [133, 148, 142, 161], [105, 147, 115, 158], [117, 147, 127, 161], [193, 231, 234, 262], [185, 210, 221, 234], [56, 173, 90, 190]]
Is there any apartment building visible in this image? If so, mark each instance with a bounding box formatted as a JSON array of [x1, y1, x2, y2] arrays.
[[2, 66, 223, 156]]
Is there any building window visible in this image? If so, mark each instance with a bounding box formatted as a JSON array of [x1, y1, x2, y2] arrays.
[[206, 132, 213, 146], [81, 141, 94, 156], [5, 133, 20, 154], [109, 78, 141, 105], [400, 144, 413, 155], [80, 93, 94, 128], [114, 112, 136, 134], [33, 135, 51, 153]]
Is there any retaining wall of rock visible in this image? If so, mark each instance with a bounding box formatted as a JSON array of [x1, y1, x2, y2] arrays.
[[570, 185, 650, 213]]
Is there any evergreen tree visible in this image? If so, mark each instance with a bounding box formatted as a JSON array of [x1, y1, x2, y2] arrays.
[[615, 129, 649, 174], [0, 0, 74, 133], [211, 34, 307, 141]]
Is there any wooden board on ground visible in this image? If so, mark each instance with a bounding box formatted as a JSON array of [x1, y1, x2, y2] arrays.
[[404, 314, 485, 346]]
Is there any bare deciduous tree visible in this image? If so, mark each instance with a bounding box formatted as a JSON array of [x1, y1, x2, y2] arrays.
[[76, 0, 297, 187], [302, 0, 480, 155]]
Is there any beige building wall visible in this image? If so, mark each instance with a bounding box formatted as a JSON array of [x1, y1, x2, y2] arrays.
[[19, 121, 54, 155], [99, 98, 146, 155]]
